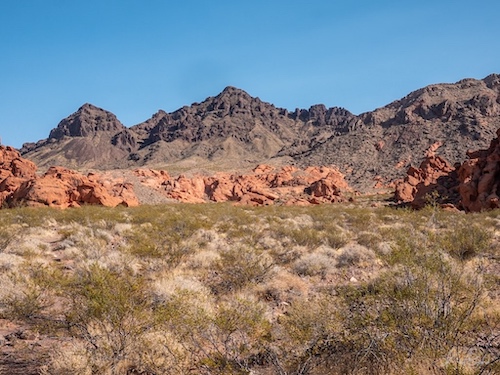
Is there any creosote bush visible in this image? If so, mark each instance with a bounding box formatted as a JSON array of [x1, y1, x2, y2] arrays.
[[437, 222, 492, 260]]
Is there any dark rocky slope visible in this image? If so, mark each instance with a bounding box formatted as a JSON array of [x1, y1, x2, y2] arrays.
[[293, 74, 500, 188], [20, 74, 500, 190]]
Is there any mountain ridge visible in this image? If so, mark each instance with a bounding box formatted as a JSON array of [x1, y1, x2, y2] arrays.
[[19, 74, 500, 190]]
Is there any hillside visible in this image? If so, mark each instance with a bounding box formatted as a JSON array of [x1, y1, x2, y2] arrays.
[[20, 74, 500, 190]]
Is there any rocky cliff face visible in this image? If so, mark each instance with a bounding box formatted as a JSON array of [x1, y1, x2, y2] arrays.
[[126, 86, 356, 166], [1, 144, 351, 208], [21, 87, 356, 171], [19, 74, 500, 191], [394, 143, 460, 208], [21, 104, 134, 169]]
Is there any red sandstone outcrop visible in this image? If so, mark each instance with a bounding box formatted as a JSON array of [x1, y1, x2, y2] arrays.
[[0, 146, 139, 208], [395, 128, 500, 211], [133, 164, 351, 206], [394, 143, 459, 208], [458, 128, 500, 211], [0, 146, 37, 178]]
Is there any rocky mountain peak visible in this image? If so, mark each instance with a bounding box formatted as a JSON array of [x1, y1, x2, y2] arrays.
[[483, 73, 500, 90], [203, 86, 263, 114], [218, 86, 252, 98], [49, 103, 126, 140], [78, 102, 102, 112]]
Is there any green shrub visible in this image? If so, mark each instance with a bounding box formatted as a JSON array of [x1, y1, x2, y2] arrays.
[[437, 223, 492, 260], [207, 245, 273, 294], [339, 252, 487, 374], [62, 264, 154, 373]]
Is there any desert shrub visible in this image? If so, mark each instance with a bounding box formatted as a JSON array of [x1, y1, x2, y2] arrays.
[[1, 278, 47, 320], [213, 206, 258, 239], [270, 225, 349, 250], [138, 288, 214, 374], [153, 292, 270, 374], [345, 207, 377, 231], [377, 224, 427, 266], [267, 293, 359, 375], [0, 252, 23, 272], [5, 206, 54, 227], [334, 243, 376, 268], [2, 203, 500, 374], [293, 251, 334, 278], [124, 225, 193, 266], [267, 243, 305, 266], [437, 223, 492, 260], [58, 226, 113, 263], [356, 231, 382, 249], [0, 226, 17, 252], [62, 264, 154, 374], [134, 330, 191, 375], [49, 205, 129, 227], [124, 208, 210, 264], [124, 224, 177, 258], [40, 341, 92, 375], [0, 262, 60, 322], [277, 227, 322, 247], [257, 268, 309, 305], [207, 245, 273, 294], [322, 228, 352, 249], [338, 252, 488, 374], [194, 296, 271, 375], [151, 273, 213, 308], [270, 223, 322, 247]]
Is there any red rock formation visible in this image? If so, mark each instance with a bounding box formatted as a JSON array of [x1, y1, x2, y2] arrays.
[[0, 146, 139, 208], [133, 165, 351, 206], [164, 175, 207, 203], [394, 143, 459, 208], [0, 146, 37, 178], [458, 128, 500, 211], [394, 130, 500, 212]]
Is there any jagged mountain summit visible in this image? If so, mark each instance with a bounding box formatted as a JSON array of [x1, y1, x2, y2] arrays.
[[292, 74, 500, 187], [20, 74, 500, 190], [21, 86, 355, 170]]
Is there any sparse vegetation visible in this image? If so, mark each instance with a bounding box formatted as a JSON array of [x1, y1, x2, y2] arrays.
[[0, 204, 499, 374]]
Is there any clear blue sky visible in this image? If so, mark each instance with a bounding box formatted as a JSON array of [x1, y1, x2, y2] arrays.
[[1, 0, 499, 148]]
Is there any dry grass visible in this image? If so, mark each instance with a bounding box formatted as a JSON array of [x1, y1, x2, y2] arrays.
[[0, 203, 499, 374]]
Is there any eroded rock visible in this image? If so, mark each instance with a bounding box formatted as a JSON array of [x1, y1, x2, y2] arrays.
[[458, 128, 500, 211], [134, 165, 351, 206], [394, 143, 459, 208], [0, 146, 139, 208]]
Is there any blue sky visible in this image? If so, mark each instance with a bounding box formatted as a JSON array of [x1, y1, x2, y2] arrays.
[[1, 0, 499, 148]]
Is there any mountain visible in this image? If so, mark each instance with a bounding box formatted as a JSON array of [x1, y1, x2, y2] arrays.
[[292, 74, 500, 187], [21, 103, 133, 169], [21, 87, 355, 170], [20, 74, 500, 190]]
